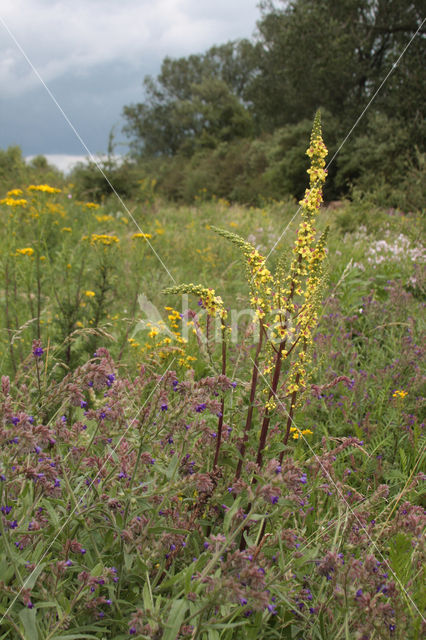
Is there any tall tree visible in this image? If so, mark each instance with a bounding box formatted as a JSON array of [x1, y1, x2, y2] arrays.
[[247, 0, 425, 134], [123, 41, 256, 157]]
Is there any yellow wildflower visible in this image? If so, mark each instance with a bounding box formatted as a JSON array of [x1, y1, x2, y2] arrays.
[[290, 427, 313, 440], [132, 233, 152, 239], [84, 290, 96, 298], [15, 247, 34, 257], [28, 184, 61, 193], [61, 227, 72, 232], [85, 202, 100, 209], [90, 234, 120, 247], [7, 189, 23, 197], [392, 389, 408, 399], [0, 197, 27, 207]]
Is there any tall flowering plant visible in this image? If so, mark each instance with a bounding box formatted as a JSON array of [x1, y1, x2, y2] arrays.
[[165, 111, 328, 477]]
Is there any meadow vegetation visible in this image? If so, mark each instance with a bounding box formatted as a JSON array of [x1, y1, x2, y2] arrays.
[[0, 114, 425, 639]]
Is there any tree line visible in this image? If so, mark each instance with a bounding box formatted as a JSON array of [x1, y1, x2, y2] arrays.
[[120, 0, 425, 207]]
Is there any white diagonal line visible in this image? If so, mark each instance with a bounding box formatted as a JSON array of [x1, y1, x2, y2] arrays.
[[0, 15, 176, 284], [0, 357, 176, 628], [249, 354, 425, 622], [264, 17, 425, 264]]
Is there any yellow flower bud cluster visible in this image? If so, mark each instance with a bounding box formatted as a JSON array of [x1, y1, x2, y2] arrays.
[[90, 234, 120, 247], [299, 186, 323, 214], [298, 117, 328, 216], [209, 226, 273, 319], [0, 197, 27, 207], [290, 426, 313, 440], [164, 284, 227, 320], [132, 233, 152, 240], [15, 247, 34, 257], [247, 249, 273, 289], [136, 307, 195, 369], [28, 184, 61, 194], [392, 389, 407, 399]]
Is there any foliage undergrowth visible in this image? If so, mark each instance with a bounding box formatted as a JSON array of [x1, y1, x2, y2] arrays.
[[0, 118, 425, 639]]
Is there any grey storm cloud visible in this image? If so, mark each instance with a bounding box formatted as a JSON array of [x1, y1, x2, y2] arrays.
[[0, 0, 260, 159]]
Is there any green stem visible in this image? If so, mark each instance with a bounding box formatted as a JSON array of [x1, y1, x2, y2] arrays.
[[4, 262, 17, 376], [255, 338, 286, 468], [212, 320, 227, 470], [235, 320, 264, 480]]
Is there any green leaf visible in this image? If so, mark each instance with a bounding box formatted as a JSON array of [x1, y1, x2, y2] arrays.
[[42, 498, 61, 528], [147, 526, 188, 535], [123, 551, 133, 571], [389, 531, 413, 584], [0, 560, 14, 585], [143, 575, 153, 612], [223, 497, 241, 534], [19, 607, 38, 640], [162, 599, 188, 640], [90, 562, 103, 577], [24, 562, 46, 589], [164, 453, 179, 480], [399, 447, 408, 475], [50, 635, 102, 639]]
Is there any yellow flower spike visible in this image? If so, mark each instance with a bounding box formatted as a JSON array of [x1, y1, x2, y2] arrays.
[[7, 189, 23, 197], [85, 202, 100, 209], [164, 283, 227, 320]]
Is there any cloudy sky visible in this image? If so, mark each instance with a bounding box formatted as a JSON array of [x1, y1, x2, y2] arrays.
[[0, 0, 260, 169]]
